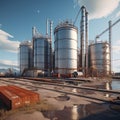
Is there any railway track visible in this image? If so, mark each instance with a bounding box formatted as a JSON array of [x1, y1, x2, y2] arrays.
[[0, 78, 120, 105], [8, 78, 120, 95]]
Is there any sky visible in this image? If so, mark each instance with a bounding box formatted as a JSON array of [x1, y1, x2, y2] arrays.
[[0, 0, 120, 72]]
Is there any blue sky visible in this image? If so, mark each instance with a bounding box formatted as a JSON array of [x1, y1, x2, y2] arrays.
[[0, 0, 120, 72]]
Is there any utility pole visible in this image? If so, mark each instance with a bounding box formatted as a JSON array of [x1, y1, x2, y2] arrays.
[[109, 20, 112, 75], [50, 20, 53, 75], [85, 11, 88, 77]]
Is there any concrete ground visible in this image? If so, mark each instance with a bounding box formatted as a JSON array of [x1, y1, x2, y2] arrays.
[[0, 77, 119, 120]]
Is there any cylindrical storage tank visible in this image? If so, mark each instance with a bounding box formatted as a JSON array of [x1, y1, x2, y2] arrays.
[[54, 21, 78, 75], [19, 41, 32, 75], [33, 36, 50, 74], [89, 42, 110, 76]]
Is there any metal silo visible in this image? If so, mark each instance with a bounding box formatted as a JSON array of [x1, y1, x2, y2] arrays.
[[19, 41, 32, 75], [54, 21, 78, 75], [89, 42, 110, 75], [33, 35, 50, 74]]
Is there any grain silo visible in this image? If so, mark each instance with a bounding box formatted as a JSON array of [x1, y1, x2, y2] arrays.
[[19, 41, 32, 75], [54, 21, 78, 76], [89, 42, 110, 76], [33, 35, 51, 76]]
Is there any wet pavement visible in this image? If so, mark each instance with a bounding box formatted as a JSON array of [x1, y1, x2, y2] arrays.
[[42, 103, 120, 120], [1, 78, 120, 120], [41, 79, 120, 120]]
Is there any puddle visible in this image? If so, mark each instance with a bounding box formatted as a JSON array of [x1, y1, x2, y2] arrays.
[[104, 82, 112, 98], [103, 79, 120, 91], [72, 88, 77, 93], [104, 80, 120, 97], [111, 79, 120, 90], [42, 103, 111, 120], [55, 95, 70, 101]]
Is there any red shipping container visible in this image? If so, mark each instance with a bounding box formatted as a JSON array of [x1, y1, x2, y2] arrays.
[[0, 85, 40, 110]]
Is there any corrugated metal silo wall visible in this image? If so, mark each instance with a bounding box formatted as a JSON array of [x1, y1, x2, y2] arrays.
[[19, 43, 32, 74], [33, 37, 50, 73], [89, 42, 110, 76], [54, 23, 78, 74]]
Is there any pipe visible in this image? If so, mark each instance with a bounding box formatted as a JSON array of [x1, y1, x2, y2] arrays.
[[80, 6, 86, 73]]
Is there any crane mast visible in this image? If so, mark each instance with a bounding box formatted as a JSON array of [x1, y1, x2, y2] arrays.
[[95, 18, 120, 74]]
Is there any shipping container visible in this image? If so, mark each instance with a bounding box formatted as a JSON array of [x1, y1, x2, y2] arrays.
[[0, 86, 40, 110]]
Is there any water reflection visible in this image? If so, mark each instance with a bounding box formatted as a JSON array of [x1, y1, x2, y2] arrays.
[[72, 88, 77, 93], [42, 103, 107, 120], [71, 104, 79, 120], [111, 79, 120, 90], [103, 79, 120, 91], [104, 80, 120, 97], [105, 82, 112, 97]]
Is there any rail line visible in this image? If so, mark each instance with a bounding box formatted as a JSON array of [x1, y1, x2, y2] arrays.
[[10, 78, 120, 95], [0, 78, 120, 105]]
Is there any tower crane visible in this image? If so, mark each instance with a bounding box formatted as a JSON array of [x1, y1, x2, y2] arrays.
[[95, 17, 120, 74], [95, 18, 120, 41]]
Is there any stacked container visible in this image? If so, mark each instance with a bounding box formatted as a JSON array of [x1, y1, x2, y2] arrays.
[[0, 85, 40, 110]]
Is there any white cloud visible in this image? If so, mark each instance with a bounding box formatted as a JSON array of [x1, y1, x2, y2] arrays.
[[0, 60, 18, 68], [0, 29, 20, 53], [74, 0, 120, 19]]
